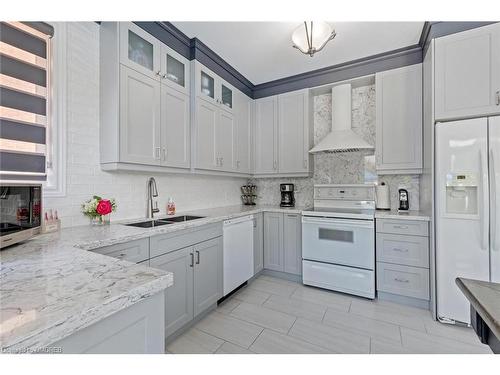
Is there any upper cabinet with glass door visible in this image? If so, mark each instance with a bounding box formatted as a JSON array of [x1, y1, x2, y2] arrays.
[[195, 62, 234, 113], [160, 45, 190, 95]]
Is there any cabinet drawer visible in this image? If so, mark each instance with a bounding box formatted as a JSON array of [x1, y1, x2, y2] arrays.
[[93, 238, 149, 263], [376, 233, 429, 268], [150, 223, 222, 259], [376, 218, 428, 236], [376, 262, 429, 300]]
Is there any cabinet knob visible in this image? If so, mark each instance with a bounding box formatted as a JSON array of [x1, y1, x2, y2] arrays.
[[496, 90, 500, 106], [155, 70, 161, 77]]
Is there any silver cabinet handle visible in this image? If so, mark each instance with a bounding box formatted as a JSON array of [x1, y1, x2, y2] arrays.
[[190, 253, 194, 267], [303, 159, 307, 169], [236, 160, 240, 169], [393, 225, 408, 230], [196, 250, 200, 264], [392, 248, 409, 253], [162, 148, 167, 161], [394, 277, 410, 283], [496, 90, 500, 106], [118, 253, 126, 258], [155, 147, 161, 159], [273, 161, 277, 170], [253, 218, 257, 228], [221, 157, 224, 166], [155, 70, 161, 77], [162, 73, 167, 79]]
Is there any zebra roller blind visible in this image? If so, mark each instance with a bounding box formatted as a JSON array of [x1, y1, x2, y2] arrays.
[[0, 22, 54, 181]]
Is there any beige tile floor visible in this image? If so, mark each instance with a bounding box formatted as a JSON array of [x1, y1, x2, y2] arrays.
[[166, 275, 493, 354]]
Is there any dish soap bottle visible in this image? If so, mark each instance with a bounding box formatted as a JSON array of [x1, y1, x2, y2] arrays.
[[167, 197, 176, 216]]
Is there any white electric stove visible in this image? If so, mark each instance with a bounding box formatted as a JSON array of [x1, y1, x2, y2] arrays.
[[302, 184, 376, 299]]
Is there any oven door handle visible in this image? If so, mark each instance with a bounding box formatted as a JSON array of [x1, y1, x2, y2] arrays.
[[302, 216, 374, 229]]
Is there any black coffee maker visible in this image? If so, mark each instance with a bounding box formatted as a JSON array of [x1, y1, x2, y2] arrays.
[[280, 183, 295, 207]]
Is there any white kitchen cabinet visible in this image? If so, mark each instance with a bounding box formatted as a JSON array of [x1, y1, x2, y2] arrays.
[[195, 98, 218, 170], [119, 22, 161, 80], [254, 90, 310, 177], [254, 96, 279, 174], [161, 85, 190, 168], [253, 213, 264, 274], [193, 237, 223, 316], [375, 64, 423, 174], [100, 22, 191, 172], [263, 212, 284, 271], [235, 92, 253, 174], [195, 62, 234, 113], [283, 213, 302, 275], [150, 246, 193, 336], [263, 212, 302, 275], [119, 65, 161, 165], [216, 109, 235, 171], [160, 45, 190, 95], [435, 23, 500, 121], [278, 90, 309, 174]]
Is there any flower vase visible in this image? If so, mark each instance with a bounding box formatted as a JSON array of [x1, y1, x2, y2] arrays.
[[90, 215, 110, 226]]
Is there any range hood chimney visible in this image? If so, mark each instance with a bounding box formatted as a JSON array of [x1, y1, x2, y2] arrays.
[[309, 83, 374, 153]]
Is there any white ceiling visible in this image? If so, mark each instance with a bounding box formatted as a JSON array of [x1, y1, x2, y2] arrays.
[[173, 22, 424, 85]]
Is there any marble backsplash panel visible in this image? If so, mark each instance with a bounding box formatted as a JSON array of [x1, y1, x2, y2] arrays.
[[253, 84, 420, 210]]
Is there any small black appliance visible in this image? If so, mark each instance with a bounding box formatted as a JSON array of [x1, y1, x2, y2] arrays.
[[280, 183, 295, 207], [398, 188, 409, 211]]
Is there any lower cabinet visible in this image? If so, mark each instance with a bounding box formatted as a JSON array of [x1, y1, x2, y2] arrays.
[[263, 212, 302, 275], [150, 235, 222, 338], [150, 246, 193, 336], [193, 237, 223, 316], [253, 213, 264, 274]]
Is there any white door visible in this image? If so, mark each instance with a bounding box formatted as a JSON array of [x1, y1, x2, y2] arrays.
[[489, 116, 500, 282], [119, 65, 161, 165], [160, 85, 190, 168], [434, 23, 500, 120], [255, 96, 278, 174], [195, 98, 218, 170], [278, 90, 308, 174], [217, 109, 235, 171], [436, 118, 490, 324]]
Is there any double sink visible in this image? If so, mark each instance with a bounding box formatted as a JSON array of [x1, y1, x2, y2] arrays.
[[125, 215, 205, 228]]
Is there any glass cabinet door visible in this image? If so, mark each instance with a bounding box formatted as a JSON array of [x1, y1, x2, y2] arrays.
[[128, 30, 154, 71], [120, 23, 160, 79], [221, 84, 233, 109], [200, 71, 215, 100], [166, 54, 186, 88]]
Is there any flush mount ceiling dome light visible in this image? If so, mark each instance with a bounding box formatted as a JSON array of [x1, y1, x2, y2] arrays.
[[292, 21, 336, 57]]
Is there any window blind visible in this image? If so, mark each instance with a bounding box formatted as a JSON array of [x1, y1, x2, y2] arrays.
[[0, 22, 54, 181]]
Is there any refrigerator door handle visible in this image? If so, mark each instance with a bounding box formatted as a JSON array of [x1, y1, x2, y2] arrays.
[[491, 149, 498, 251], [480, 149, 489, 250]]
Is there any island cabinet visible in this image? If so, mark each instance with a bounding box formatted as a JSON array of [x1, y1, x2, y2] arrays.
[[149, 223, 223, 339], [192, 61, 253, 175], [254, 89, 311, 177], [263, 212, 302, 275], [100, 22, 191, 172], [434, 23, 500, 121]]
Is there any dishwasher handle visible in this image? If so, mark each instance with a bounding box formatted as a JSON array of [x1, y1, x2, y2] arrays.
[[223, 215, 254, 227]]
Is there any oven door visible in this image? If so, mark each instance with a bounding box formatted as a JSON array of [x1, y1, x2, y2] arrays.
[[302, 216, 374, 270]]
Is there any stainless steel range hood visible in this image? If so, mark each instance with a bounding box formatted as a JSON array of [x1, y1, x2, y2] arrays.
[[309, 83, 374, 153]]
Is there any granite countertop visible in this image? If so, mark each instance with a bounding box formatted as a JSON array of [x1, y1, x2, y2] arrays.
[[456, 278, 500, 339], [374, 209, 431, 221], [0, 204, 306, 352]]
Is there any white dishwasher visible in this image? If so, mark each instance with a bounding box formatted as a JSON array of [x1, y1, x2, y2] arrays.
[[223, 215, 254, 296]]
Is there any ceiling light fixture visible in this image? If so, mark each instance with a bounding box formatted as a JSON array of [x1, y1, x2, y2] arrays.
[[292, 21, 336, 57]]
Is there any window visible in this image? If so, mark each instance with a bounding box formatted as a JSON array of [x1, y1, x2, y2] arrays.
[[0, 22, 55, 182]]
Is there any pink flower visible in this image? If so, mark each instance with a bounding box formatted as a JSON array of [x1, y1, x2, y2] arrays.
[[96, 199, 112, 215]]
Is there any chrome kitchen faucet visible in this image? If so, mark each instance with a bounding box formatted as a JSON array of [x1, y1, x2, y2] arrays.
[[146, 177, 160, 219]]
